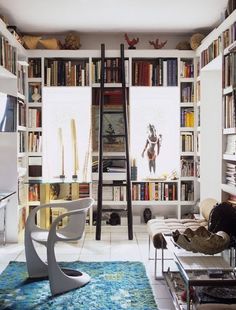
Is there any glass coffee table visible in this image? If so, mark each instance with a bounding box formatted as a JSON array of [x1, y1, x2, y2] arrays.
[[162, 233, 236, 310]]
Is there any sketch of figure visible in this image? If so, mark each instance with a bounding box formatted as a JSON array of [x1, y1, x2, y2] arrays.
[[141, 124, 162, 174]]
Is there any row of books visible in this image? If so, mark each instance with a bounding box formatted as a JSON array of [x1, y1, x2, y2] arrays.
[[223, 53, 236, 88], [28, 184, 40, 201], [226, 162, 236, 186], [180, 108, 194, 127], [196, 158, 200, 178], [179, 59, 194, 78], [44, 60, 90, 86], [180, 83, 194, 103], [0, 35, 17, 74], [225, 135, 236, 155], [132, 182, 178, 201], [92, 181, 178, 201], [201, 36, 221, 68], [223, 92, 236, 129], [18, 206, 27, 233], [222, 22, 236, 50], [91, 59, 129, 84], [18, 132, 26, 153], [197, 106, 200, 127], [78, 183, 90, 198], [181, 132, 194, 152], [132, 58, 178, 86], [181, 157, 195, 177], [28, 132, 42, 153], [28, 58, 41, 78], [28, 108, 41, 128], [196, 80, 200, 102], [181, 182, 194, 201], [92, 184, 127, 201]]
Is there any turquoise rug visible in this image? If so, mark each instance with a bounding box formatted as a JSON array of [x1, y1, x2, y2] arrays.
[[0, 261, 157, 309]]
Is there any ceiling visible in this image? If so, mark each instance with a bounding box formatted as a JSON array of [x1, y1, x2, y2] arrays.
[[0, 0, 229, 34]]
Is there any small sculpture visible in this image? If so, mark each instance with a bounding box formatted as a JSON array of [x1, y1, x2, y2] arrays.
[[63, 32, 81, 50], [31, 87, 41, 102], [190, 33, 205, 50], [149, 39, 167, 49], [124, 33, 139, 49], [172, 226, 230, 255]]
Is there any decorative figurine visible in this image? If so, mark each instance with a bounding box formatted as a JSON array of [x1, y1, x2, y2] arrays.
[[149, 39, 167, 49], [31, 87, 41, 102], [124, 33, 139, 49], [142, 124, 162, 176]]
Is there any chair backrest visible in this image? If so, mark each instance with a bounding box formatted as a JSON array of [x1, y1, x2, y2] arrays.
[[57, 197, 94, 239]]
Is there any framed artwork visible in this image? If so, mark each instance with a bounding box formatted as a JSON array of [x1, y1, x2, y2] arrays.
[[92, 105, 125, 152]]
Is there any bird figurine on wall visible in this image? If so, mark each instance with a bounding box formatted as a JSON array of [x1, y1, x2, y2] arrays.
[[124, 33, 139, 49], [149, 39, 167, 49]]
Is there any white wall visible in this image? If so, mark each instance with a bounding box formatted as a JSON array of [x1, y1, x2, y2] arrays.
[[200, 64, 222, 202]]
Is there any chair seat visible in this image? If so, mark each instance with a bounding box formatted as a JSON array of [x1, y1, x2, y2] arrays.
[[31, 230, 82, 244]]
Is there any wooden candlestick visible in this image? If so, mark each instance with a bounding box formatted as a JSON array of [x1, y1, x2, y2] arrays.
[[71, 119, 79, 179], [58, 128, 65, 178]]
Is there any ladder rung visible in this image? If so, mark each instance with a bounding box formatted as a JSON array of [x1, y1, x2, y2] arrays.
[[101, 208, 127, 212], [102, 183, 127, 187], [103, 111, 123, 114], [102, 158, 127, 161], [102, 134, 126, 138]]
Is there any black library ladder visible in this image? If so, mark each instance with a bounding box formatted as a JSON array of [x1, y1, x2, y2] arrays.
[[95, 43, 133, 240]]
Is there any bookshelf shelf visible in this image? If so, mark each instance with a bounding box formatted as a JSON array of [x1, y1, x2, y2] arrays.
[[221, 183, 236, 196], [0, 65, 17, 78], [223, 154, 236, 161]]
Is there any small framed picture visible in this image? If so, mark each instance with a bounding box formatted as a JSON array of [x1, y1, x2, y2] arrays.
[[92, 105, 125, 152]]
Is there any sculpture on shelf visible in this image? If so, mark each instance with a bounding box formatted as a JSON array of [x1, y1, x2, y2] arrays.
[[190, 33, 205, 50], [31, 87, 41, 102], [63, 32, 81, 50], [149, 39, 167, 49], [142, 124, 162, 176], [172, 226, 230, 255], [124, 33, 139, 49]]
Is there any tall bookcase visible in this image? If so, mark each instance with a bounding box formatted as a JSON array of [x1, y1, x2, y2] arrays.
[[25, 49, 199, 226], [220, 14, 236, 204], [196, 9, 236, 204], [0, 19, 28, 242]]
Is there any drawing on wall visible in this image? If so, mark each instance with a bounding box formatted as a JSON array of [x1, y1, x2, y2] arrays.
[[141, 124, 162, 176], [130, 87, 179, 180]]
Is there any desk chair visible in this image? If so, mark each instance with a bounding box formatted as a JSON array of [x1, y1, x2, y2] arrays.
[[25, 197, 94, 295]]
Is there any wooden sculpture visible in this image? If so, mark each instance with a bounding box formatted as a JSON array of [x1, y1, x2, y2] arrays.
[[149, 39, 167, 49], [58, 128, 65, 178], [71, 119, 79, 179], [124, 33, 139, 49]]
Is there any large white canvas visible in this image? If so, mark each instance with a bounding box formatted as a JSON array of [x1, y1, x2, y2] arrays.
[[130, 87, 179, 180], [42, 87, 91, 182]]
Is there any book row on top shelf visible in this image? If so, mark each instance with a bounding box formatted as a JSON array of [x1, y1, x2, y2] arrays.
[[0, 34, 17, 75], [26, 55, 198, 88]]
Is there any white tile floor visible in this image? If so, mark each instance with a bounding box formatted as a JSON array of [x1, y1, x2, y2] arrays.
[[0, 226, 176, 310]]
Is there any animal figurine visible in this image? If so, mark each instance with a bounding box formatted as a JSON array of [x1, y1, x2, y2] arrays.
[[149, 39, 167, 49], [124, 33, 139, 49]]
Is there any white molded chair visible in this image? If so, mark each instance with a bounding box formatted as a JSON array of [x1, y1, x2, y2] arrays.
[[25, 197, 94, 296]]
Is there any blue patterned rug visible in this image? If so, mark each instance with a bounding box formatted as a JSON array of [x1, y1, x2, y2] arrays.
[[0, 261, 158, 309]]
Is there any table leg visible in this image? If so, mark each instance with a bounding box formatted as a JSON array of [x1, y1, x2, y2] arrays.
[[187, 283, 190, 310], [3, 205, 6, 245]]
